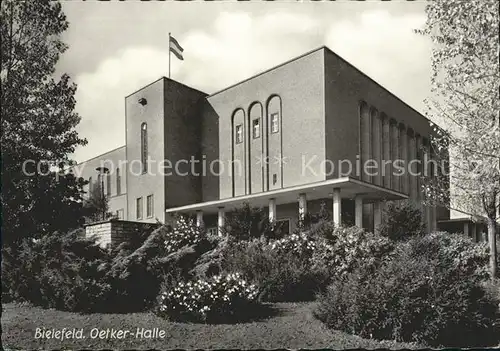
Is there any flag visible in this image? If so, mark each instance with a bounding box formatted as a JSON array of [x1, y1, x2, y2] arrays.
[[169, 35, 184, 61]]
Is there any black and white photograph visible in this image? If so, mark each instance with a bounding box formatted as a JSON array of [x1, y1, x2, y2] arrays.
[[1, 0, 499, 349]]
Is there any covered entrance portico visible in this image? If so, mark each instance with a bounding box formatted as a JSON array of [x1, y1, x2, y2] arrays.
[[165, 177, 408, 235]]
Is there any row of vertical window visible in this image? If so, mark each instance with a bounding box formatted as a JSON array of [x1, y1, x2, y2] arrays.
[[235, 112, 279, 144], [136, 194, 154, 220], [359, 101, 430, 196]]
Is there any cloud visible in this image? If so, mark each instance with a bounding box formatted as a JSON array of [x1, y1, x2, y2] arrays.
[[71, 9, 431, 163], [177, 11, 322, 92], [72, 11, 322, 162], [325, 10, 430, 113], [73, 47, 170, 162]]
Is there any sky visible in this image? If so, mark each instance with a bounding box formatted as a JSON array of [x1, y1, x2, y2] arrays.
[[56, 0, 432, 163]]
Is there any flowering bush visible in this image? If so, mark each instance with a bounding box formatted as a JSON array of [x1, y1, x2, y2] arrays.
[[270, 232, 316, 259], [220, 224, 393, 302], [164, 216, 206, 254], [221, 237, 329, 302], [311, 226, 394, 278], [156, 273, 260, 323]]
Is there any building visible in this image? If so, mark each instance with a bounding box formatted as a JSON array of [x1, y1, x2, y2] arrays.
[[74, 46, 453, 238]]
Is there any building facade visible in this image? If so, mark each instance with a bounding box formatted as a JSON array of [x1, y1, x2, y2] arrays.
[[74, 46, 451, 235]]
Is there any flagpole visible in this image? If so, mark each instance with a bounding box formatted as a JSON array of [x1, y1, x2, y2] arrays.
[[168, 32, 171, 78]]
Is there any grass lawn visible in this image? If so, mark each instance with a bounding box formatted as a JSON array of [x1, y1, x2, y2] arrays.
[[2, 302, 418, 350]]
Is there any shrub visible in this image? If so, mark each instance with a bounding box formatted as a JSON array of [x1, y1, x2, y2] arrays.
[[299, 202, 331, 229], [2, 219, 214, 313], [315, 232, 499, 347], [110, 222, 158, 257], [270, 231, 317, 259], [379, 200, 426, 241], [1, 229, 114, 312], [221, 224, 393, 302], [221, 203, 283, 241], [156, 272, 259, 323], [310, 225, 394, 278], [221, 237, 329, 302], [307, 219, 335, 240], [163, 216, 207, 254], [106, 221, 215, 312], [259, 250, 329, 302]]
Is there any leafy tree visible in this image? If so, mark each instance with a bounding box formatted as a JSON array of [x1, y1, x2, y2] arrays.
[[378, 200, 426, 241], [221, 203, 284, 241], [418, 0, 499, 277], [83, 180, 112, 223], [300, 201, 331, 230], [1, 0, 87, 244]]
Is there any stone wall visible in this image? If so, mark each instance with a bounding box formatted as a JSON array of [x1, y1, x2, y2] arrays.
[[85, 219, 159, 248], [85, 221, 113, 248]]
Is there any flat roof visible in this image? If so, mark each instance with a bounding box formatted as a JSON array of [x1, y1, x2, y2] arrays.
[[166, 177, 408, 214], [71, 145, 126, 168], [125, 76, 207, 99], [208, 46, 324, 98], [206, 45, 437, 129]]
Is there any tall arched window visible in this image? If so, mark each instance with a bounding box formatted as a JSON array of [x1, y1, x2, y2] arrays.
[[141, 122, 148, 173]]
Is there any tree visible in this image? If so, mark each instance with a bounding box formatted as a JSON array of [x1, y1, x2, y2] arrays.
[[378, 200, 426, 241], [221, 203, 284, 241], [83, 181, 112, 223], [1, 0, 87, 244], [418, 0, 499, 277]]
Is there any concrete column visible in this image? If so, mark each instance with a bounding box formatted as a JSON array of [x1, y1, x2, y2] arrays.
[[217, 207, 225, 236], [196, 210, 204, 228], [354, 195, 363, 228], [332, 188, 342, 226], [269, 198, 277, 223], [298, 193, 307, 221], [374, 201, 382, 234], [464, 222, 470, 238]]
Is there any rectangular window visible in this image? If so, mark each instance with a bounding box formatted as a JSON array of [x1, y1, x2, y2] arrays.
[[271, 113, 279, 133], [273, 173, 277, 185], [116, 209, 124, 220], [147, 194, 154, 218], [252, 119, 260, 139], [207, 227, 218, 236], [136, 197, 143, 220], [235, 124, 243, 144]]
